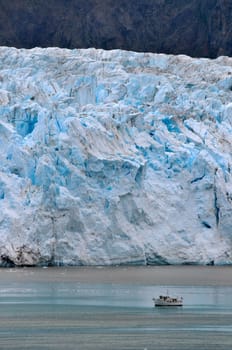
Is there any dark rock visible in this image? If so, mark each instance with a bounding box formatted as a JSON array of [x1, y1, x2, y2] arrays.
[[0, 0, 231, 58]]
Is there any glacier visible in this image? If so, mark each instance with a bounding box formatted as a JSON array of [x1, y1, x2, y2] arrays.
[[0, 47, 231, 266]]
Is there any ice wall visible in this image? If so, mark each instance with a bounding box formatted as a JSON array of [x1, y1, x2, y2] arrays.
[[0, 47, 231, 266]]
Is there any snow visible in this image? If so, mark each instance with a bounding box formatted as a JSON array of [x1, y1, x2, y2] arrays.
[[0, 47, 231, 266]]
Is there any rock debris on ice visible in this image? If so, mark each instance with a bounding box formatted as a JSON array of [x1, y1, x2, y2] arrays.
[[0, 47, 232, 266]]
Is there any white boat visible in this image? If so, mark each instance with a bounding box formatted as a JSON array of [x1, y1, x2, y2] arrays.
[[153, 293, 183, 307]]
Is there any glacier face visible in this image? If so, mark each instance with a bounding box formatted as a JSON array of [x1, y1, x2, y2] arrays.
[[0, 47, 232, 266]]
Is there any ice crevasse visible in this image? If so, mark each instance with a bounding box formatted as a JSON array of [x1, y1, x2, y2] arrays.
[[0, 47, 231, 266]]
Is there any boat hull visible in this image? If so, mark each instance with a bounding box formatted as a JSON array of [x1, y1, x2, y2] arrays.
[[154, 301, 183, 307]]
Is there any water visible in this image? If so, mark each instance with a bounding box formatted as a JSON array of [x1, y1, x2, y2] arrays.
[[0, 266, 231, 349]]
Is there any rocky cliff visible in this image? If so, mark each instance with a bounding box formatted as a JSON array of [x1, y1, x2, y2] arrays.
[[0, 47, 231, 266], [0, 0, 232, 58]]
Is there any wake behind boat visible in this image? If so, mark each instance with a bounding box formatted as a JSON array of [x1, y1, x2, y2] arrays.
[[153, 293, 183, 307]]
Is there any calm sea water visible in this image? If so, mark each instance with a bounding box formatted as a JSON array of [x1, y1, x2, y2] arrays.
[[0, 267, 231, 350]]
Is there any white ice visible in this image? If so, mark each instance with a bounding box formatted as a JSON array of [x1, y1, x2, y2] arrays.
[[0, 47, 231, 265]]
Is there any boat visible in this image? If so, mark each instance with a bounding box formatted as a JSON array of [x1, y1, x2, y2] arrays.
[[153, 293, 183, 307]]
